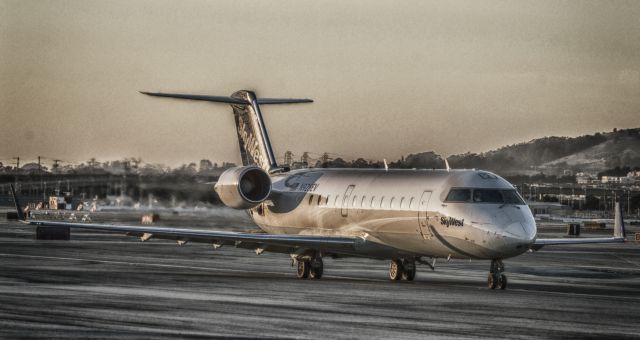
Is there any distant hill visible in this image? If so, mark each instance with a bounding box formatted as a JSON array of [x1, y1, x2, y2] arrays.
[[399, 128, 640, 175]]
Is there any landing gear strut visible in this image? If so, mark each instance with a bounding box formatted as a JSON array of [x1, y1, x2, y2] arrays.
[[296, 255, 323, 280], [389, 258, 416, 281], [488, 259, 507, 290]]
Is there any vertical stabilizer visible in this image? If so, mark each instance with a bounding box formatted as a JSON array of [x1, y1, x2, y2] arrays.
[[9, 184, 25, 221], [614, 202, 626, 239], [230, 91, 277, 172]]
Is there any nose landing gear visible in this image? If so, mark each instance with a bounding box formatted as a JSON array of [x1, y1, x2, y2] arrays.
[[389, 258, 416, 281], [488, 259, 507, 290]]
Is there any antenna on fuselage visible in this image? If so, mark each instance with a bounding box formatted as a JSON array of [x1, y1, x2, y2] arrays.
[[444, 157, 451, 172]]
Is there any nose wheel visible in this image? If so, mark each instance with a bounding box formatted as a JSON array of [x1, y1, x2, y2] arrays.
[[488, 259, 507, 290]]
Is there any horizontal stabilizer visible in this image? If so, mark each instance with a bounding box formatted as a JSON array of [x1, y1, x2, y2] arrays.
[[140, 92, 249, 105], [140, 91, 313, 105], [256, 98, 313, 104]]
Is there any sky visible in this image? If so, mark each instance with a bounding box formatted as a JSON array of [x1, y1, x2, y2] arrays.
[[1, 0, 639, 168]]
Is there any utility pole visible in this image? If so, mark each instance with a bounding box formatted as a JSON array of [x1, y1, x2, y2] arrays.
[[52, 159, 61, 173], [38, 156, 44, 201], [13, 156, 19, 190], [284, 151, 293, 166], [320, 152, 331, 167]]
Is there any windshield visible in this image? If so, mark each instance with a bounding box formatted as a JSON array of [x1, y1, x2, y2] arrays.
[[445, 189, 471, 202], [445, 188, 525, 205]]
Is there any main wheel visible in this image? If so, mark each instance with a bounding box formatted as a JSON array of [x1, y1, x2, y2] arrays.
[[402, 267, 416, 281], [498, 274, 507, 290], [389, 260, 403, 281], [297, 260, 310, 279], [309, 258, 323, 279], [488, 273, 497, 289], [401, 260, 416, 281]]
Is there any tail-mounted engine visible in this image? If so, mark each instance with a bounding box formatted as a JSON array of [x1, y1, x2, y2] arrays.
[[214, 166, 271, 209]]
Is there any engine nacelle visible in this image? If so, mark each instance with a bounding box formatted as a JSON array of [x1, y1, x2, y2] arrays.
[[214, 166, 271, 209]]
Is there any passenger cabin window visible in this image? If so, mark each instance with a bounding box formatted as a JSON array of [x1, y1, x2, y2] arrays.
[[317, 195, 322, 205], [370, 196, 376, 207], [361, 196, 366, 208], [352, 195, 358, 207], [380, 196, 385, 208], [409, 197, 415, 209], [389, 197, 395, 209], [308, 194, 314, 205], [325, 195, 330, 206], [445, 189, 471, 202], [400, 197, 405, 209], [334, 195, 339, 206]]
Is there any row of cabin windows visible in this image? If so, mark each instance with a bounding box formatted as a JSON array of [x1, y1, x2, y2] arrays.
[[308, 193, 417, 210]]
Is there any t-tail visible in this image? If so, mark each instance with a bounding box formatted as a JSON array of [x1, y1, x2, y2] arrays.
[[140, 90, 312, 173], [9, 184, 25, 221], [614, 202, 626, 239]]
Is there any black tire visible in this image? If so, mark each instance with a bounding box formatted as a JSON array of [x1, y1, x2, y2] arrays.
[[389, 260, 403, 281], [309, 259, 323, 279], [401, 267, 416, 281], [488, 273, 497, 289], [498, 274, 507, 290], [297, 260, 310, 279], [401, 260, 416, 281]]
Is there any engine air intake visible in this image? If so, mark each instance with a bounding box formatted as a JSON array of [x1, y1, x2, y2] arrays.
[[215, 166, 271, 209]]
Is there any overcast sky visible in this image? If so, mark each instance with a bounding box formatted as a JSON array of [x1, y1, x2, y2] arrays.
[[2, 0, 639, 167]]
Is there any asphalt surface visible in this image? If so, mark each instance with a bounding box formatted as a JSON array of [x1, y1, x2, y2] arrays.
[[1, 209, 639, 339]]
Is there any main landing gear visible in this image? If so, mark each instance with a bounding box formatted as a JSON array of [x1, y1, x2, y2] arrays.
[[296, 256, 323, 279], [389, 258, 416, 281], [488, 259, 507, 290]]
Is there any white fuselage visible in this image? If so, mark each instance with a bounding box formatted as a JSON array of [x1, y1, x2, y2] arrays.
[[248, 168, 537, 260]]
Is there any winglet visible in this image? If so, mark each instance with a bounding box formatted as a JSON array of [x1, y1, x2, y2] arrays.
[[614, 202, 626, 239], [444, 157, 451, 172], [9, 184, 25, 221]]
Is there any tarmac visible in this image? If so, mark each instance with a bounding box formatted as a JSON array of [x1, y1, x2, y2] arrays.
[[1, 208, 639, 339]]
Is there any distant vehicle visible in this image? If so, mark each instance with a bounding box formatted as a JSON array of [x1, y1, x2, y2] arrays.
[[11, 90, 627, 289], [48, 194, 73, 210]]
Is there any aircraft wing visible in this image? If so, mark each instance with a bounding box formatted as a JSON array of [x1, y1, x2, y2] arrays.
[[532, 202, 627, 249], [533, 236, 625, 246], [8, 185, 400, 259], [23, 219, 359, 254]]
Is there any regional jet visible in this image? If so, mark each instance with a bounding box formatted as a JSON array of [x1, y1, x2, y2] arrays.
[[11, 90, 627, 289]]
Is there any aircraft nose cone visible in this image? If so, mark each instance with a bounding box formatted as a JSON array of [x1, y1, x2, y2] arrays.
[[504, 220, 536, 243]]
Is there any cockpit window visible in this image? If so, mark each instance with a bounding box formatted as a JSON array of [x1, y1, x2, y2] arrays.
[[473, 189, 504, 203], [501, 190, 526, 205], [445, 189, 471, 202], [445, 188, 525, 205]]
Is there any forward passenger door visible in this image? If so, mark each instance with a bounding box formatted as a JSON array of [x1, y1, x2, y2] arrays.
[[341, 185, 355, 217], [418, 190, 433, 239]]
